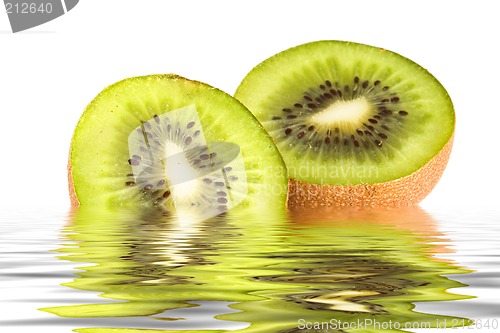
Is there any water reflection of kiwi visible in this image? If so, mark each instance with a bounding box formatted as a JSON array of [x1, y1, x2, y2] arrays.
[[221, 206, 474, 332], [280, 206, 463, 311], [45, 207, 243, 319], [42, 206, 473, 333]]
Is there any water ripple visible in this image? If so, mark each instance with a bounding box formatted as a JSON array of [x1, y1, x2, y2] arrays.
[[1, 206, 499, 332]]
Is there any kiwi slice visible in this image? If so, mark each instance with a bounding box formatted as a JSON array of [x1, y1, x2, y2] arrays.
[[68, 74, 288, 211], [235, 40, 455, 206]]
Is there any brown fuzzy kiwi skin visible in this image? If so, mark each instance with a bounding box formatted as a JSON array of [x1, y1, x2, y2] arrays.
[[288, 133, 454, 208], [67, 150, 79, 207]]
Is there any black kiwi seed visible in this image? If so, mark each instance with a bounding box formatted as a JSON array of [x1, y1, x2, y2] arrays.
[[272, 116, 281, 120], [308, 125, 315, 131], [157, 179, 165, 186], [297, 131, 305, 139], [163, 190, 171, 198], [125, 181, 135, 186], [325, 137, 331, 144], [153, 114, 160, 124], [203, 178, 212, 184], [217, 191, 227, 197], [399, 110, 409, 116], [287, 115, 297, 119], [193, 130, 201, 137], [362, 80, 369, 89], [294, 103, 303, 108], [214, 181, 225, 187], [375, 140, 383, 147], [285, 128, 292, 135], [223, 166, 232, 172], [184, 137, 192, 145], [217, 197, 228, 204], [128, 158, 140, 166], [200, 154, 210, 160], [144, 184, 153, 190], [187, 121, 195, 129]]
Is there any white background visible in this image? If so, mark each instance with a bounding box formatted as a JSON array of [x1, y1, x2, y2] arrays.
[[1, 0, 499, 212]]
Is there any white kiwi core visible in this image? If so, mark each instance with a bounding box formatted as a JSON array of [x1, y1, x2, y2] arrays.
[[310, 97, 371, 129]]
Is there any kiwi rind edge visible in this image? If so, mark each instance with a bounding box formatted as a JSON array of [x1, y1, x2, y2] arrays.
[[287, 133, 454, 207]]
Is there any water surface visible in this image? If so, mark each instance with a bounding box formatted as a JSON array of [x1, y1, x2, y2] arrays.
[[1, 206, 499, 332]]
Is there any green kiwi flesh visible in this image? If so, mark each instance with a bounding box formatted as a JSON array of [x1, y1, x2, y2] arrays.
[[69, 74, 288, 210], [235, 41, 455, 187]]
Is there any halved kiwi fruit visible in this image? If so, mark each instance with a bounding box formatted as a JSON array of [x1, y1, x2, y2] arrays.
[[235, 40, 455, 206], [68, 74, 288, 211]]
